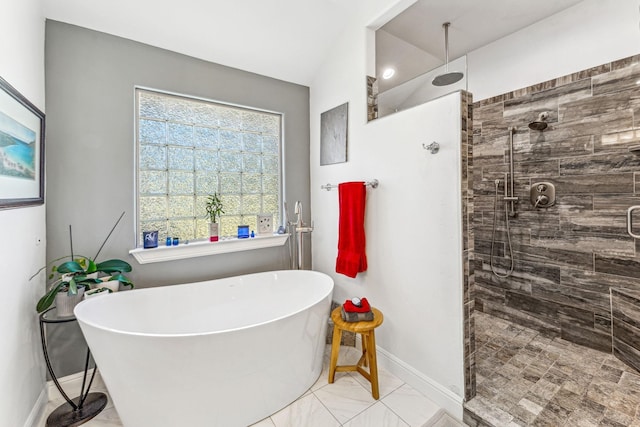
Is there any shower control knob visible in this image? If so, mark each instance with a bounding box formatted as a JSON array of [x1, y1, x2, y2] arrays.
[[530, 181, 556, 208], [534, 195, 549, 208]]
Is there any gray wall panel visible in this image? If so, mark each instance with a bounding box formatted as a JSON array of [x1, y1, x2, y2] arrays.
[[45, 20, 310, 376]]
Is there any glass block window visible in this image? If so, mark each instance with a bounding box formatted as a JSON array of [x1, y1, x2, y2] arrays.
[[135, 88, 282, 245]]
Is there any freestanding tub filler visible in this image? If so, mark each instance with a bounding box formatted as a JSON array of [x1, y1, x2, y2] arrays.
[[74, 269, 334, 427]]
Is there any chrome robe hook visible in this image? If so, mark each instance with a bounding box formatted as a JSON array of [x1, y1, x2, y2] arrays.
[[422, 141, 440, 154]]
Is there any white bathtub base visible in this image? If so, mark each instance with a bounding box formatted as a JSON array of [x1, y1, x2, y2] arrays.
[[75, 270, 334, 427]]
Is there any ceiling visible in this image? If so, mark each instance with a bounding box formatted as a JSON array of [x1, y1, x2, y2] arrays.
[[44, 0, 586, 87]]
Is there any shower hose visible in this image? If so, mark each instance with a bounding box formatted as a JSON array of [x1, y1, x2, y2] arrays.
[[490, 179, 514, 278]]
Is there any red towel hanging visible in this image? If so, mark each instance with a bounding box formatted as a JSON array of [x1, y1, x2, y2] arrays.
[[336, 181, 367, 278]]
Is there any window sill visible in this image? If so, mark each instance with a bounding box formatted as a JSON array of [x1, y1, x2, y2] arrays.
[[129, 234, 289, 264]]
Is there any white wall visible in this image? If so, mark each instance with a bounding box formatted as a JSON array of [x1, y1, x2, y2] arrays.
[[309, 3, 465, 416], [468, 0, 640, 101], [0, 0, 47, 426], [375, 29, 440, 93]]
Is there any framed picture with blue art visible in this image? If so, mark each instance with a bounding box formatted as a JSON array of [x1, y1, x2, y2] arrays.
[[0, 76, 44, 209]]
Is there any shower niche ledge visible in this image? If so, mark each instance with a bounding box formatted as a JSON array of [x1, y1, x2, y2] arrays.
[[129, 234, 289, 264]]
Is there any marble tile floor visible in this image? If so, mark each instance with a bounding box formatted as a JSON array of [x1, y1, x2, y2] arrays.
[[464, 312, 640, 426], [37, 344, 461, 427]]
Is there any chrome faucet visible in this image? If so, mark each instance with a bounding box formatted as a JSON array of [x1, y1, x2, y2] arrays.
[[290, 201, 313, 270], [294, 201, 303, 227]]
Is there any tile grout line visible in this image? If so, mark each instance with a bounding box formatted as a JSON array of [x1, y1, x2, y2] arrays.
[[310, 379, 350, 426], [307, 368, 384, 426]]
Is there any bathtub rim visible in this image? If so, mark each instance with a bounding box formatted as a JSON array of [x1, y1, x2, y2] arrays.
[[74, 269, 334, 339]]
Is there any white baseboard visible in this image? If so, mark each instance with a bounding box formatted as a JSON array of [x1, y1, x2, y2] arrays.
[[356, 337, 464, 420], [31, 369, 105, 427], [422, 408, 464, 427], [24, 387, 47, 427]]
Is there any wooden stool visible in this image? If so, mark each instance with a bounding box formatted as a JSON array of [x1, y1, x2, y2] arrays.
[[328, 306, 384, 399]]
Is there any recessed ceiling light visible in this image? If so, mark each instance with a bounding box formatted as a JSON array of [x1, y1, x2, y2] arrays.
[[382, 68, 395, 79]]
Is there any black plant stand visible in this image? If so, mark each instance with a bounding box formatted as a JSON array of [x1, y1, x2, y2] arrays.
[[39, 307, 107, 427]]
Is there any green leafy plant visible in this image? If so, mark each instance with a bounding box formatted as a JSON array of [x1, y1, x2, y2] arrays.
[[32, 211, 134, 313], [204, 193, 224, 223], [36, 257, 132, 313]]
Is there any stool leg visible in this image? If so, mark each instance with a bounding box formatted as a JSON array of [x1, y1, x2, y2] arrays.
[[366, 330, 380, 399], [360, 332, 368, 368], [328, 326, 342, 383]]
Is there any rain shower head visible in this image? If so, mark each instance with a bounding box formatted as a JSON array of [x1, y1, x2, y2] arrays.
[[528, 112, 549, 131], [433, 72, 464, 86], [432, 22, 464, 87]]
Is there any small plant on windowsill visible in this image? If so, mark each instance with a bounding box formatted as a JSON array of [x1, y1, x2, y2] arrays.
[[205, 193, 224, 242]]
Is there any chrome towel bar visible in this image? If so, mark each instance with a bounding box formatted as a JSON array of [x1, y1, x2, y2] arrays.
[[321, 179, 379, 191]]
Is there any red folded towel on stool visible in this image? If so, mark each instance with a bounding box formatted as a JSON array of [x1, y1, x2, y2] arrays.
[[343, 297, 371, 313], [335, 182, 368, 278]]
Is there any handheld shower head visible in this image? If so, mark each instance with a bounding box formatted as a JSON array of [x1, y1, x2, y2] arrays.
[[528, 112, 549, 131]]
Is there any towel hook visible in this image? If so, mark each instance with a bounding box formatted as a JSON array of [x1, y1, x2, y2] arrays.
[[423, 141, 440, 154]]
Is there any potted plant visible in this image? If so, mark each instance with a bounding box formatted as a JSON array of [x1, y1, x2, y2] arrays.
[[84, 285, 115, 299], [36, 256, 133, 315], [204, 192, 224, 242], [32, 212, 134, 316]]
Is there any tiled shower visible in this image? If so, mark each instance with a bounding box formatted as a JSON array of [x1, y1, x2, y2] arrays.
[[465, 53, 640, 423]]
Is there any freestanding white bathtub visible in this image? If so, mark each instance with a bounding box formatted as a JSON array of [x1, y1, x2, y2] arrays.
[[74, 269, 334, 427]]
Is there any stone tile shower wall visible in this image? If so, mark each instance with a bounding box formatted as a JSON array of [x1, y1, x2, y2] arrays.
[[611, 288, 640, 371], [472, 54, 640, 358], [461, 90, 475, 401]]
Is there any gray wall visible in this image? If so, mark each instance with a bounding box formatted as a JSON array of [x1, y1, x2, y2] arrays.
[[45, 20, 310, 376]]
